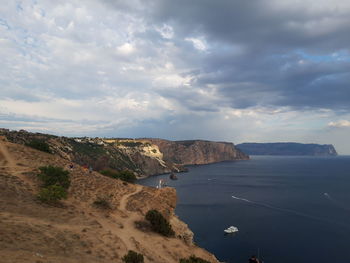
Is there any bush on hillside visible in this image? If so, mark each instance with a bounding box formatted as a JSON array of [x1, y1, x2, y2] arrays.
[[179, 256, 211, 263], [36, 166, 70, 205], [122, 250, 144, 263], [145, 209, 175, 237], [93, 197, 112, 209], [37, 166, 70, 189], [26, 139, 51, 153], [117, 170, 136, 183], [37, 185, 67, 203], [99, 169, 118, 178], [100, 169, 136, 183]]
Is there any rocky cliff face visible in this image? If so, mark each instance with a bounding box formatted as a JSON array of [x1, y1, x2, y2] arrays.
[[0, 129, 248, 177], [236, 142, 338, 156], [149, 139, 249, 165]]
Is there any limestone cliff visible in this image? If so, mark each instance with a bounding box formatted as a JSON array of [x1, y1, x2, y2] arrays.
[[149, 139, 249, 165]]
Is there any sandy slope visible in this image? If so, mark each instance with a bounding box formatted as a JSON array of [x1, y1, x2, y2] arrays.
[[0, 137, 219, 263]]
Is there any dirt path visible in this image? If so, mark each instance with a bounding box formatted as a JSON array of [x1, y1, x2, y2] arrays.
[[108, 185, 175, 262], [119, 185, 143, 211], [0, 138, 17, 169], [0, 138, 35, 189]]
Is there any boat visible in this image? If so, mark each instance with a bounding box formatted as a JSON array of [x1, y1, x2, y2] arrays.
[[224, 226, 239, 234]]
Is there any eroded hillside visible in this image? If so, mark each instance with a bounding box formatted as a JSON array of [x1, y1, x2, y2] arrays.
[[0, 137, 219, 263], [0, 129, 248, 177]]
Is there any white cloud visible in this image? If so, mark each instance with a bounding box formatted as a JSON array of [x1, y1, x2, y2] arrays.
[[328, 120, 350, 128], [116, 43, 135, 55], [185, 37, 208, 51]]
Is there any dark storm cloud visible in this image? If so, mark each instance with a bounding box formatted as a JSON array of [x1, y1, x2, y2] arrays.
[[137, 0, 350, 111], [150, 0, 350, 51]]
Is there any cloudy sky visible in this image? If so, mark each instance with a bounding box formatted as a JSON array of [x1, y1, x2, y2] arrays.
[[1, 0, 350, 153]]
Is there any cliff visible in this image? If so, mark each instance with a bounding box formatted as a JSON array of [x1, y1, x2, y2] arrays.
[[0, 129, 185, 177], [149, 139, 249, 165], [236, 142, 338, 156], [0, 136, 219, 263], [0, 129, 248, 177]]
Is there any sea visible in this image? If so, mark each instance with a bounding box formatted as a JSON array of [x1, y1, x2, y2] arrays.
[[138, 156, 350, 263]]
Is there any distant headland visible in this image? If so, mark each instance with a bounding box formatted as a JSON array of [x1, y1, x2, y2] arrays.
[[236, 142, 337, 156]]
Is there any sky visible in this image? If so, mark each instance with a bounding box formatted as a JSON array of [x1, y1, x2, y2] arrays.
[[0, 0, 350, 154]]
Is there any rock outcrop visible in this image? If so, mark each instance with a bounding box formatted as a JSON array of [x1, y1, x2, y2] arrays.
[[236, 142, 338, 156], [149, 139, 249, 165]]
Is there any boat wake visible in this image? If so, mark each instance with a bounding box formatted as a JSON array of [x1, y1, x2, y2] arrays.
[[232, 195, 312, 217], [232, 195, 336, 221], [231, 195, 252, 203], [231, 194, 347, 227]]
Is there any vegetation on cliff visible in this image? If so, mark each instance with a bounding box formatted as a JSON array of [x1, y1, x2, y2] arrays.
[[146, 209, 175, 237], [25, 139, 52, 153], [36, 165, 70, 204], [37, 185, 67, 203], [100, 169, 136, 183], [122, 250, 144, 263]]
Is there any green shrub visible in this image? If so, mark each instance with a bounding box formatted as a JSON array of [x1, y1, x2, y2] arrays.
[[122, 250, 144, 263], [93, 198, 112, 209], [100, 169, 136, 183], [118, 141, 143, 147], [37, 185, 67, 203], [179, 256, 211, 263], [100, 169, 118, 178], [26, 139, 51, 153], [117, 170, 136, 183], [37, 166, 70, 189], [145, 210, 175, 237]]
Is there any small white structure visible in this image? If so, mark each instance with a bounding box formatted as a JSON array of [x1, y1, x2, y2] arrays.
[[224, 226, 239, 234], [156, 179, 167, 189]]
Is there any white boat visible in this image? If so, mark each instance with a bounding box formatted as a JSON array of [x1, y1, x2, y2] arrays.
[[224, 226, 239, 234]]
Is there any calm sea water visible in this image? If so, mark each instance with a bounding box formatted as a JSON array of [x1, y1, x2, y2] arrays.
[[139, 156, 350, 263]]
